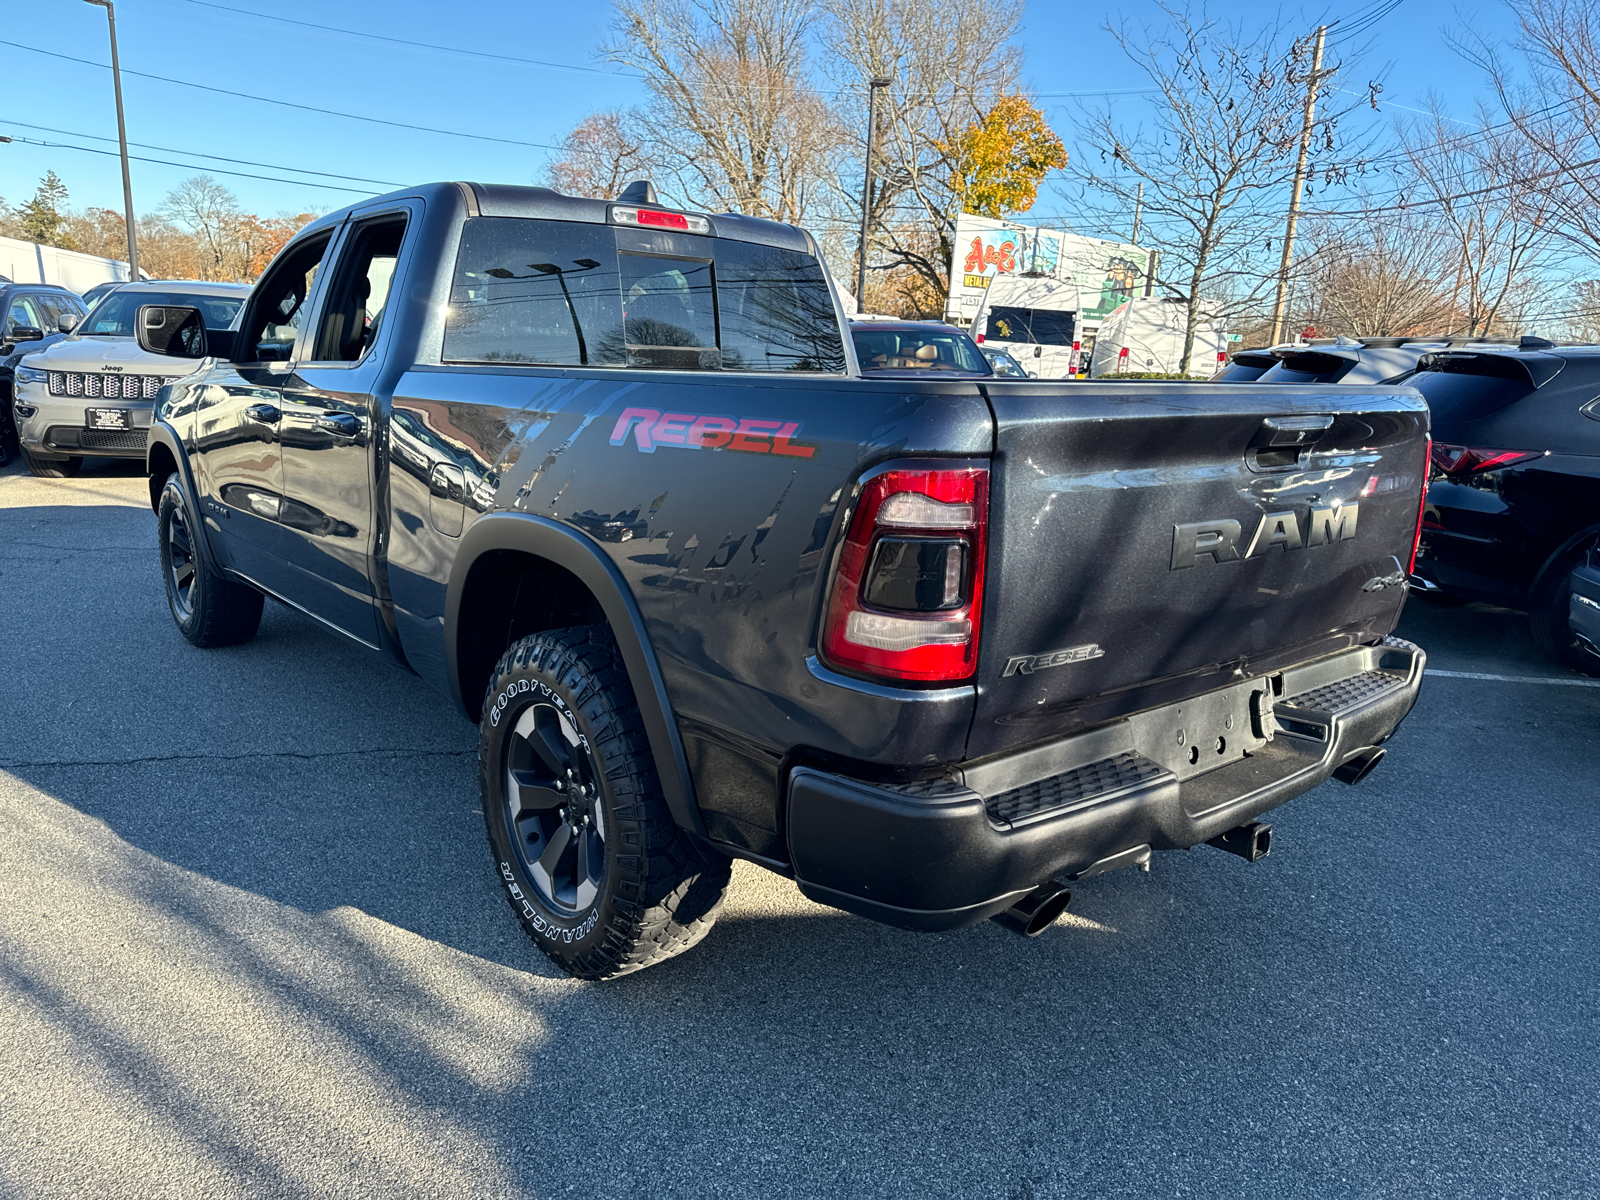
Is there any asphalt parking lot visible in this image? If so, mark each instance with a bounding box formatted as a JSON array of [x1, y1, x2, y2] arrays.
[[2, 457, 1596, 1200]]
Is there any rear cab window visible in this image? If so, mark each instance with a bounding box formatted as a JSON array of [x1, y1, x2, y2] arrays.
[[443, 217, 845, 373]]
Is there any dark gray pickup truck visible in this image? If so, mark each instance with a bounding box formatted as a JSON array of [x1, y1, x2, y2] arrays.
[[135, 180, 1429, 978]]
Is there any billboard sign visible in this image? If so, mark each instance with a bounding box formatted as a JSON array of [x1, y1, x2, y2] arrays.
[[945, 213, 1148, 331]]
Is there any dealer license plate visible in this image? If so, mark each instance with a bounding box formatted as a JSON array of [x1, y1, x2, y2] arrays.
[[86, 408, 132, 430]]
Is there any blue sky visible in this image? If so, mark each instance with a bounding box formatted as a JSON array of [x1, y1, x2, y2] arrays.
[[0, 0, 1524, 226]]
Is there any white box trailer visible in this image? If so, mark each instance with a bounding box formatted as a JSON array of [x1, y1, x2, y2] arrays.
[[1088, 297, 1228, 378], [970, 271, 1084, 378], [0, 235, 138, 294]]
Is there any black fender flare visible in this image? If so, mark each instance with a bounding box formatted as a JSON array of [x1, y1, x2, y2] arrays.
[[445, 511, 706, 839], [145, 419, 222, 564]]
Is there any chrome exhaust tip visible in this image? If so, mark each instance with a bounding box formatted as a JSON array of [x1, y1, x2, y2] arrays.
[[992, 881, 1073, 937]]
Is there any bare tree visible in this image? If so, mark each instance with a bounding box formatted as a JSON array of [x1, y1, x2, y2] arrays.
[[545, 110, 653, 200], [819, 0, 1023, 305], [601, 0, 837, 223], [1465, 0, 1600, 264], [161, 175, 244, 280], [1069, 5, 1367, 371], [1399, 103, 1560, 335], [1295, 204, 1458, 335]]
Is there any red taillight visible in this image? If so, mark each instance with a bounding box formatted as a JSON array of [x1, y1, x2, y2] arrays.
[[821, 466, 988, 683], [1410, 436, 1430, 574], [975, 333, 985, 344], [1116, 346, 1129, 375], [1430, 442, 1542, 477]]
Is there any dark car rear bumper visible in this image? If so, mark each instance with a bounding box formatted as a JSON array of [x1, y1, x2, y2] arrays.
[[786, 637, 1426, 931]]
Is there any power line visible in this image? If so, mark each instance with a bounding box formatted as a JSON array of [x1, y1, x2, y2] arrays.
[[1301, 153, 1600, 216], [0, 134, 378, 195], [0, 38, 563, 151], [0, 118, 406, 188], [178, 0, 643, 79]]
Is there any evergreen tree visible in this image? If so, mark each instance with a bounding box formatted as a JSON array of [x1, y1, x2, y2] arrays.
[[19, 172, 79, 250]]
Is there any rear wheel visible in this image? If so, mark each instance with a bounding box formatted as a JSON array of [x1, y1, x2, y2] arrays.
[[157, 473, 263, 647], [1529, 541, 1600, 677], [480, 626, 731, 980], [23, 450, 82, 478]]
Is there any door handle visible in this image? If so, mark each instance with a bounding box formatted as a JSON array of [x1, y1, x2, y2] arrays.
[[245, 403, 280, 423], [314, 411, 360, 436]]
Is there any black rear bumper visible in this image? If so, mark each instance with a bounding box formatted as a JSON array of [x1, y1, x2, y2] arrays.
[[786, 638, 1426, 931]]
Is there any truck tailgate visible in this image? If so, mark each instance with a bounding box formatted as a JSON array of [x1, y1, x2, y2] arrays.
[[969, 382, 1428, 758]]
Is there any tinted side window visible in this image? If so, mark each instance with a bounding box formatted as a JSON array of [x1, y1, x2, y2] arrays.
[[34, 294, 63, 328], [446, 218, 624, 367], [714, 240, 845, 372]]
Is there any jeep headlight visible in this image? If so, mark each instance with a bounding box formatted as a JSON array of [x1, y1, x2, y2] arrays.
[[13, 364, 48, 386]]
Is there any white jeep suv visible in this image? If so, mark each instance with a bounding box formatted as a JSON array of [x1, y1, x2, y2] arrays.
[[12, 280, 248, 477]]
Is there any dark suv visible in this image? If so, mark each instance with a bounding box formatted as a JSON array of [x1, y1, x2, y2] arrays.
[[1408, 340, 1600, 673], [1, 282, 89, 465]]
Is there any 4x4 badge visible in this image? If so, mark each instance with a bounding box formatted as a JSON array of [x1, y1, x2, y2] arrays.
[[1003, 644, 1104, 677]]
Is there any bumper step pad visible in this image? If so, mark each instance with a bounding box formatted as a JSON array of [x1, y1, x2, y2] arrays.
[[985, 750, 1169, 829], [1279, 670, 1407, 717]]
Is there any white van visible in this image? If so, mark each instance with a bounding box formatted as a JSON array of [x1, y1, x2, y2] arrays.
[[969, 272, 1082, 379], [1089, 297, 1227, 378]]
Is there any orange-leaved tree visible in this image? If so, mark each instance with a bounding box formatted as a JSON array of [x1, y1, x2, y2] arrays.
[[946, 93, 1067, 219]]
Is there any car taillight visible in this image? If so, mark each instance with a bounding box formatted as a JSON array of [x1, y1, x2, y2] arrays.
[[974, 333, 985, 344], [1429, 442, 1542, 478], [1410, 436, 1431, 574], [610, 205, 712, 234], [821, 465, 988, 683]]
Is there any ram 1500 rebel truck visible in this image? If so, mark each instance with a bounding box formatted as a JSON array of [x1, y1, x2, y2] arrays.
[[135, 181, 1429, 979]]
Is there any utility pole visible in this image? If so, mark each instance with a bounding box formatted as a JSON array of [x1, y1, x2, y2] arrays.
[[1131, 181, 1144, 245], [1268, 24, 1326, 346], [84, 0, 140, 281], [855, 75, 891, 314]]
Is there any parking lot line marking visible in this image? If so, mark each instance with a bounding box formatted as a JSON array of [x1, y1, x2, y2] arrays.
[[1426, 669, 1600, 687]]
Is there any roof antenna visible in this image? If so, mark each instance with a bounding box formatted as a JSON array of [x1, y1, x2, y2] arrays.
[[616, 180, 658, 205]]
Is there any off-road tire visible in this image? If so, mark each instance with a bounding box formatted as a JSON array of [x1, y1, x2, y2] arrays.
[[480, 626, 732, 980], [23, 450, 82, 478], [1528, 540, 1600, 677], [157, 473, 263, 647]]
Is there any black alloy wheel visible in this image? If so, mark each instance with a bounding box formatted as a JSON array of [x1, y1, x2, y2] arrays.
[[479, 626, 732, 980], [165, 500, 199, 622], [156, 473, 263, 647], [502, 700, 608, 914]]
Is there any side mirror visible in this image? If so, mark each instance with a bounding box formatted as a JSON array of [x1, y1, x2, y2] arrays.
[[7, 325, 45, 344], [136, 305, 208, 358], [58, 312, 81, 334]]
